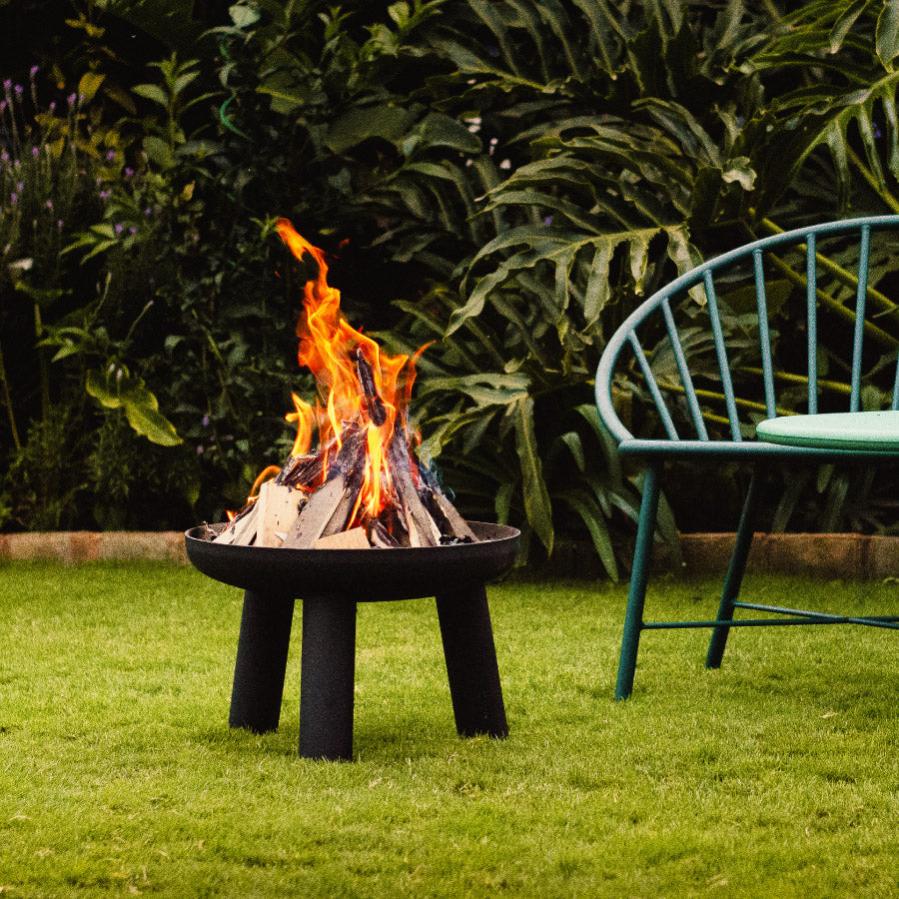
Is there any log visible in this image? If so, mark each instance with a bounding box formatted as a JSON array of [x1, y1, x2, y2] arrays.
[[355, 348, 387, 426], [430, 490, 477, 543], [368, 520, 399, 548], [281, 426, 366, 548], [281, 473, 349, 548], [387, 429, 441, 547], [314, 527, 370, 550], [215, 501, 259, 546], [256, 481, 303, 548]]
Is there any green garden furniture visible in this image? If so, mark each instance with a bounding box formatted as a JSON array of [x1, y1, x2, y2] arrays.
[[596, 216, 899, 699]]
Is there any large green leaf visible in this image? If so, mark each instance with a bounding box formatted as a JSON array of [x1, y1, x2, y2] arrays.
[[512, 396, 554, 554], [86, 368, 182, 446]]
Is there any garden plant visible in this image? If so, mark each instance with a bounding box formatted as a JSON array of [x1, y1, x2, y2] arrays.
[[4, 0, 899, 565]]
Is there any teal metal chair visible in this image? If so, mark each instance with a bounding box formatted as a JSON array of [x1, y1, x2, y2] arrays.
[[595, 216, 899, 700]]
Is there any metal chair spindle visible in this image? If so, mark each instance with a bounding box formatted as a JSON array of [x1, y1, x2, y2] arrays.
[[806, 232, 818, 414], [752, 250, 776, 419], [627, 331, 679, 441], [850, 224, 871, 412], [703, 269, 742, 441], [661, 298, 708, 440]]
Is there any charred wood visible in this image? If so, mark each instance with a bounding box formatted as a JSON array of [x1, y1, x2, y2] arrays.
[[355, 348, 387, 426]]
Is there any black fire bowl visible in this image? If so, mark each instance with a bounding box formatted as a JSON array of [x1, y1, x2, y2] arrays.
[[185, 521, 520, 761]]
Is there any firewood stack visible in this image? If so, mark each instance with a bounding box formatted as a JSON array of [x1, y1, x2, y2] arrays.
[[214, 220, 477, 551]]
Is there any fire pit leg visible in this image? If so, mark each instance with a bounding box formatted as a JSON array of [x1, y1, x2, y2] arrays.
[[436, 585, 508, 739], [299, 597, 357, 761], [229, 591, 295, 733]]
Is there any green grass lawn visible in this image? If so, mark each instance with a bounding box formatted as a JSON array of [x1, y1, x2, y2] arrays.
[[0, 563, 896, 897]]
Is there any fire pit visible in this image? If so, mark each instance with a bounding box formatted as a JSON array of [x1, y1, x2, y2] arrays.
[[186, 521, 518, 760], [184, 219, 520, 759]]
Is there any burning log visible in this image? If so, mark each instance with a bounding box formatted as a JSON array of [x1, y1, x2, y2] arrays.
[[281, 428, 365, 548], [355, 347, 387, 426], [387, 431, 441, 547], [416, 462, 477, 544], [256, 481, 303, 548], [216, 502, 259, 546]]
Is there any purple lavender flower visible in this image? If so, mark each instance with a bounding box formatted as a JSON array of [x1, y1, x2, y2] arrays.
[[14, 84, 23, 98], [196, 445, 205, 456], [0, 100, 6, 114], [0, 150, 8, 164], [31, 146, 39, 158], [56, 218, 63, 231], [78, 92, 85, 104], [124, 167, 134, 178], [143, 206, 153, 218], [45, 199, 53, 211], [29, 65, 39, 78], [105, 149, 116, 162], [114, 222, 124, 236], [3, 79, 11, 91], [16, 180, 23, 192], [543, 215, 554, 226], [99, 189, 111, 202], [10, 192, 17, 206], [67, 92, 77, 108], [48, 101, 55, 114], [201, 413, 210, 428]]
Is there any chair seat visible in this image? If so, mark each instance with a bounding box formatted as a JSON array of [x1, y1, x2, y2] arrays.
[[756, 410, 899, 451]]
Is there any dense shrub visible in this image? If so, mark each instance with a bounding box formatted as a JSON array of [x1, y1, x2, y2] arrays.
[[4, 1, 899, 574]]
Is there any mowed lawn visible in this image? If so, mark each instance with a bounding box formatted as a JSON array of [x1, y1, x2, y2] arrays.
[[0, 562, 896, 897]]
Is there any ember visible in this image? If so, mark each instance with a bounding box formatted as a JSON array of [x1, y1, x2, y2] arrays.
[[214, 219, 475, 550]]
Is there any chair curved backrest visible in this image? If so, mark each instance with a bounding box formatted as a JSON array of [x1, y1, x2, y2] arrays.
[[596, 216, 899, 457]]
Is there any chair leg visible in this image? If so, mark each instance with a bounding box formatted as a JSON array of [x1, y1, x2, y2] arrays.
[[706, 468, 763, 669], [615, 463, 661, 701]]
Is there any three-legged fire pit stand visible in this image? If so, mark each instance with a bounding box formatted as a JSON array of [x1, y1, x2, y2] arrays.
[[185, 521, 519, 760]]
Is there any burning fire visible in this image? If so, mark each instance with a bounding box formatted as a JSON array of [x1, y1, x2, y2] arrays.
[[258, 218, 422, 527], [215, 219, 474, 550]]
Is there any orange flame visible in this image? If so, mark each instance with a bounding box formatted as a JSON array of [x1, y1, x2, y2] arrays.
[[273, 218, 425, 523]]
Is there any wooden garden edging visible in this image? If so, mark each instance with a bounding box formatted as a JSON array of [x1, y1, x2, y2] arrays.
[[1, 531, 898, 579]]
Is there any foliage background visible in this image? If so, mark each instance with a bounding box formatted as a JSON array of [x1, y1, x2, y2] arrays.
[[4, 0, 899, 575]]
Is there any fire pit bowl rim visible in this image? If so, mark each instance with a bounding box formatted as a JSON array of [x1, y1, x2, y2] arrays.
[[184, 520, 520, 601]]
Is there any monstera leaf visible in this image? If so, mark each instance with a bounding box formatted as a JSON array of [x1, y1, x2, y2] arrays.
[[86, 367, 182, 446]]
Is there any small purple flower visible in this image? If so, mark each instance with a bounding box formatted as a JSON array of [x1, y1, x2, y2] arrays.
[[874, 124, 883, 140], [14, 84, 23, 98], [56, 218, 63, 231], [124, 166, 134, 178], [16, 181, 23, 192], [543, 215, 554, 226], [99, 189, 111, 201], [2, 79, 11, 91], [0, 100, 6, 113], [29, 65, 39, 78], [78, 92, 85, 104], [31, 146, 39, 158], [114, 222, 124, 236], [143, 206, 153, 218], [105, 149, 115, 162], [10, 192, 17, 205], [128, 225, 137, 235], [45, 199, 53, 211], [201, 414, 210, 428], [67, 92, 77, 108], [0, 150, 8, 164], [196, 445, 205, 456], [48, 101, 55, 114]]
